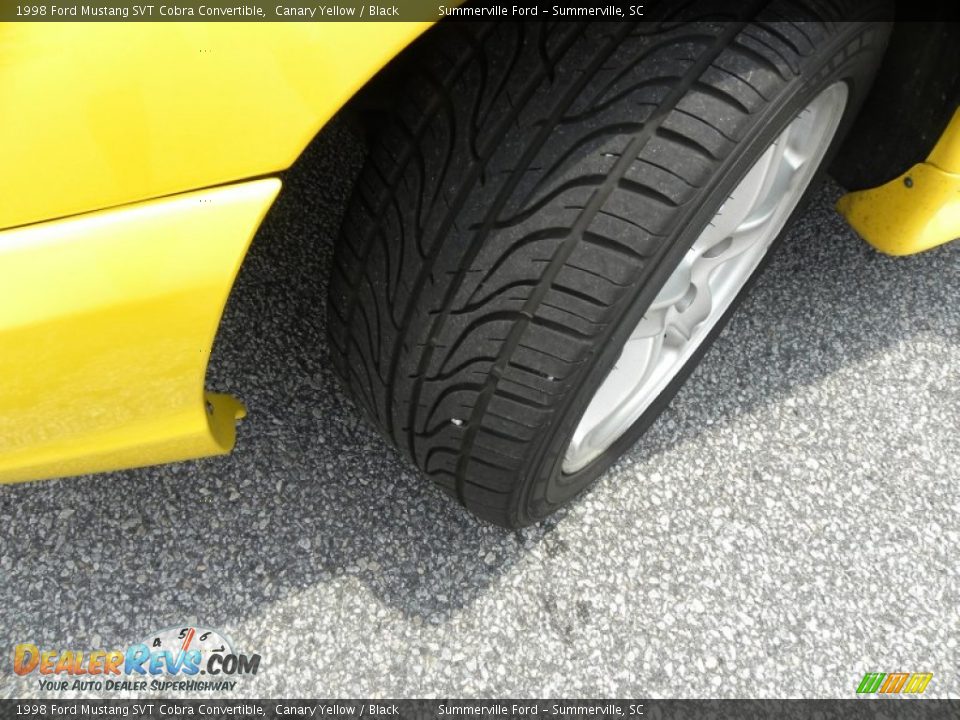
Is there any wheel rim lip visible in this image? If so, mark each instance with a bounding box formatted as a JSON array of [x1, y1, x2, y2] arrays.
[[561, 82, 850, 475]]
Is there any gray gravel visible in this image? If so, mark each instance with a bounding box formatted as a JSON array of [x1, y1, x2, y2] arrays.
[[1, 120, 958, 699]]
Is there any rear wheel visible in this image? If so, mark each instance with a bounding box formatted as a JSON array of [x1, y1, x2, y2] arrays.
[[328, 11, 890, 527]]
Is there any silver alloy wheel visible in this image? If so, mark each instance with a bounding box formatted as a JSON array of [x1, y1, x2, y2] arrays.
[[562, 82, 849, 474]]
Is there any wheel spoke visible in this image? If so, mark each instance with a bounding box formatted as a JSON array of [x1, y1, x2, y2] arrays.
[[664, 282, 712, 342], [631, 305, 669, 339]]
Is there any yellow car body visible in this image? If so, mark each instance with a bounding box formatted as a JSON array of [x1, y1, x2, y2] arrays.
[[0, 20, 956, 486], [0, 22, 430, 483]]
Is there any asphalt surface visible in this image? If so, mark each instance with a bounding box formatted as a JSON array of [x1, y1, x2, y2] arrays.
[[1, 119, 958, 699]]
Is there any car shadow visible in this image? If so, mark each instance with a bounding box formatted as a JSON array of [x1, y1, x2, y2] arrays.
[[0, 117, 956, 654]]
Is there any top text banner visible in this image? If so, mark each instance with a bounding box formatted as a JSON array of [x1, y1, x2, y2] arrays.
[[3, 1, 650, 21], [0, 0, 936, 21]]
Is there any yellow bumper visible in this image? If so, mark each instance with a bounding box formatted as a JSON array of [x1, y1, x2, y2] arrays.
[[837, 108, 960, 256], [0, 179, 280, 484]]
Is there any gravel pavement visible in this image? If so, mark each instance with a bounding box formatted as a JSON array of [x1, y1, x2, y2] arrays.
[[1, 120, 958, 699]]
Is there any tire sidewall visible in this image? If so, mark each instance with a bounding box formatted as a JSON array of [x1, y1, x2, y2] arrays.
[[515, 21, 892, 526]]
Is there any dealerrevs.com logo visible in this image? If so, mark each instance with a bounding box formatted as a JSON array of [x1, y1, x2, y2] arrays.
[[14, 626, 261, 693]]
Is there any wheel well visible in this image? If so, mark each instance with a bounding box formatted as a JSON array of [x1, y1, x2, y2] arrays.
[[340, 19, 960, 192], [830, 21, 960, 189]]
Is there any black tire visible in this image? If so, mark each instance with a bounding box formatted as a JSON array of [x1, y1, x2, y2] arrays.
[[328, 9, 889, 527]]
